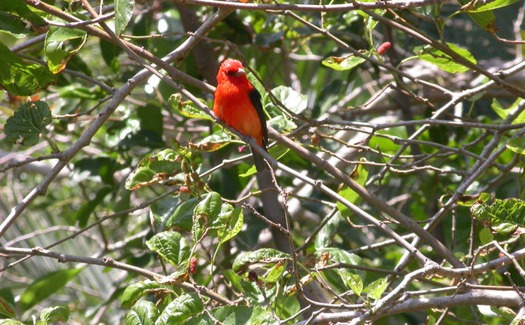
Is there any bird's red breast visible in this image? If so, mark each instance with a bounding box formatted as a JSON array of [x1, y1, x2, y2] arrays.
[[213, 59, 267, 148]]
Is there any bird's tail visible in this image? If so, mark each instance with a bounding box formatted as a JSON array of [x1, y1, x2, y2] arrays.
[[251, 146, 269, 172]]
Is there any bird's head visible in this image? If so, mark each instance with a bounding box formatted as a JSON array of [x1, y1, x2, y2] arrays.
[[217, 59, 249, 85]]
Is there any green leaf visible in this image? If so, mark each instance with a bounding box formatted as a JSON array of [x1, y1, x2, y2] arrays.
[[4, 101, 52, 146], [19, 268, 82, 311], [322, 55, 366, 71], [414, 43, 477, 73], [168, 94, 212, 121], [271, 86, 307, 114], [164, 198, 200, 232], [507, 138, 525, 155], [364, 278, 388, 301], [471, 197, 524, 235], [115, 0, 135, 35], [232, 248, 291, 274], [186, 306, 276, 325], [337, 160, 368, 218], [0, 320, 25, 325], [267, 115, 297, 134], [155, 293, 203, 325], [190, 131, 235, 152], [40, 306, 70, 323], [0, 43, 55, 96], [261, 260, 287, 283], [479, 227, 494, 245], [216, 205, 244, 244], [491, 98, 525, 124], [462, 0, 520, 12], [146, 231, 190, 267], [126, 300, 160, 325], [315, 212, 341, 249], [192, 192, 222, 242], [75, 186, 113, 227], [45, 25, 87, 73], [125, 149, 182, 190], [0, 0, 47, 30], [121, 280, 176, 309], [0, 12, 30, 38], [0, 290, 16, 318], [343, 271, 363, 296]]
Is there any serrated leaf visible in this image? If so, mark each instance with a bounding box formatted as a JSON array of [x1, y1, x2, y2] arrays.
[[19, 268, 82, 311], [0, 43, 55, 96], [146, 231, 190, 267], [126, 300, 160, 325], [216, 205, 243, 244], [364, 278, 388, 301], [232, 248, 291, 274], [192, 192, 222, 242], [414, 43, 477, 73], [479, 227, 494, 245], [4, 101, 52, 146], [125, 149, 182, 190], [471, 198, 525, 235], [121, 280, 176, 309], [322, 55, 366, 71], [45, 26, 87, 73], [155, 293, 203, 325], [115, 0, 134, 35], [40, 306, 70, 323], [271, 86, 307, 114]]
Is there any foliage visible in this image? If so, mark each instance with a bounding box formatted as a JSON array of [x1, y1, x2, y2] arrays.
[[2, 0, 525, 323]]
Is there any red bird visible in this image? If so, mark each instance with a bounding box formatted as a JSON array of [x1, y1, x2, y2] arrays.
[[213, 59, 268, 171]]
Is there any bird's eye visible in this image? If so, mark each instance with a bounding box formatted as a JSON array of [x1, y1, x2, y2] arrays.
[[226, 69, 237, 75]]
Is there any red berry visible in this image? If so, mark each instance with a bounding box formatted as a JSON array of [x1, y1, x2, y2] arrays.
[[377, 42, 392, 55], [189, 257, 197, 274]]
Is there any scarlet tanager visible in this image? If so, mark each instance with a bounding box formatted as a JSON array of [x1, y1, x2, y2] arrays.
[[213, 59, 268, 172]]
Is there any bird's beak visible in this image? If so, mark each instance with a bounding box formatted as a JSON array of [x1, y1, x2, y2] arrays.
[[234, 68, 246, 77]]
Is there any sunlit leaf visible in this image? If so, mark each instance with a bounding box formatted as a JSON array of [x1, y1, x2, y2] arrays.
[[322, 54, 366, 71], [471, 198, 525, 235], [45, 26, 87, 73], [0, 43, 55, 96], [462, 0, 520, 12], [115, 0, 134, 35], [414, 43, 477, 73], [364, 278, 388, 301], [168, 94, 212, 121], [337, 160, 368, 218], [271, 86, 307, 114]]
